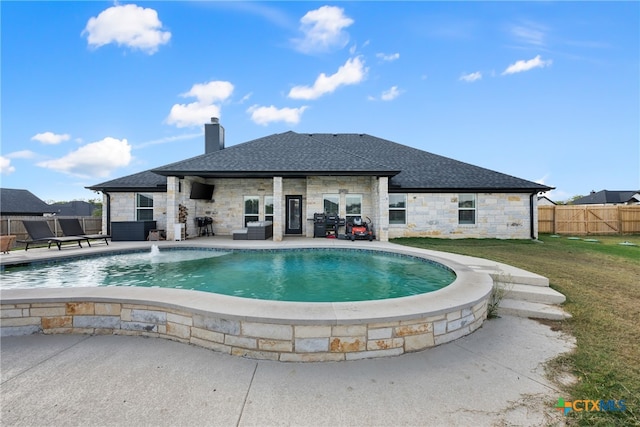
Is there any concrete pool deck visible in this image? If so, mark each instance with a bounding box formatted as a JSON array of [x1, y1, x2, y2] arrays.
[[1, 315, 575, 426], [1, 238, 574, 425]]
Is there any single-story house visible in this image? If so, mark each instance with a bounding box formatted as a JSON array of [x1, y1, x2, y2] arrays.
[[571, 190, 640, 206], [88, 119, 552, 242], [537, 195, 556, 206], [0, 188, 55, 216]]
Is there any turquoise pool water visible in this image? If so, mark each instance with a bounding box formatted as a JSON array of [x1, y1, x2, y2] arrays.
[[0, 248, 455, 302]]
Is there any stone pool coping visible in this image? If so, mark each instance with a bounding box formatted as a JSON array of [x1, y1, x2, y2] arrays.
[[1, 240, 494, 362]]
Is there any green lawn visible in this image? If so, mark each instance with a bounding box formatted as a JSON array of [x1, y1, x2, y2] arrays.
[[393, 234, 640, 426]]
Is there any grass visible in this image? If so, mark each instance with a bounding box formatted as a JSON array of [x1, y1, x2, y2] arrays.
[[393, 234, 640, 426]]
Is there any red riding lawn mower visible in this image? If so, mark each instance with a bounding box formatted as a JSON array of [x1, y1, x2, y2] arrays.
[[346, 216, 375, 241]]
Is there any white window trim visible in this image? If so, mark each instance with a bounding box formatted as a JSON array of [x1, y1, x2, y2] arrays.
[[458, 193, 477, 225], [136, 193, 154, 221], [389, 194, 407, 225], [244, 195, 259, 225]]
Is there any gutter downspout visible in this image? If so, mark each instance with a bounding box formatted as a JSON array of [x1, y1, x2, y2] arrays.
[[105, 192, 111, 235], [530, 192, 535, 240]]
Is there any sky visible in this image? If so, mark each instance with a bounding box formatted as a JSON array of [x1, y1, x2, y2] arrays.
[[1, 1, 638, 204]]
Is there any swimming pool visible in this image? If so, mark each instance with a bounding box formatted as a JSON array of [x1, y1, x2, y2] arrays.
[[0, 247, 456, 302], [0, 241, 493, 362]]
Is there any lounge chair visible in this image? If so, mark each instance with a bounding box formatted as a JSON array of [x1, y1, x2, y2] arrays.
[[20, 220, 90, 251], [58, 218, 110, 246]]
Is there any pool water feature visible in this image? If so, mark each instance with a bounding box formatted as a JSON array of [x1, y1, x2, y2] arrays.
[[0, 247, 455, 302], [0, 242, 493, 362]]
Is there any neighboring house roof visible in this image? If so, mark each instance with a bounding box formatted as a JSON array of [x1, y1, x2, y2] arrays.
[[50, 201, 97, 216], [537, 196, 556, 206], [572, 190, 640, 205], [89, 132, 552, 193], [87, 170, 168, 193], [0, 188, 55, 216]]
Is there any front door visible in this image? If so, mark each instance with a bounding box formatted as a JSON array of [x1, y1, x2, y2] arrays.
[[285, 195, 302, 235]]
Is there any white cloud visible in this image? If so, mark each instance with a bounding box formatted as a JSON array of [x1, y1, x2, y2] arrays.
[[31, 132, 71, 145], [166, 81, 234, 128], [239, 92, 253, 104], [292, 5, 353, 53], [0, 156, 15, 175], [6, 150, 36, 159], [381, 86, 401, 101], [247, 105, 308, 126], [37, 137, 132, 178], [83, 4, 171, 54], [180, 81, 234, 105], [460, 72, 482, 82], [288, 56, 367, 100], [502, 55, 552, 75], [376, 52, 400, 62], [509, 22, 548, 47], [134, 132, 203, 149]]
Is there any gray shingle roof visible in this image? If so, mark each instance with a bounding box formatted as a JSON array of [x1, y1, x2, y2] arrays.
[[89, 131, 552, 192], [0, 188, 54, 215], [152, 132, 400, 176], [152, 132, 550, 192], [308, 134, 549, 191], [572, 190, 640, 205], [87, 170, 167, 192]]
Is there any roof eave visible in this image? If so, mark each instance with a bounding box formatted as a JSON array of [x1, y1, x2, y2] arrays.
[[152, 170, 400, 178]]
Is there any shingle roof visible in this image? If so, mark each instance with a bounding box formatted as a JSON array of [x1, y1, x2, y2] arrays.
[[89, 131, 552, 192], [308, 134, 549, 191], [0, 188, 54, 215], [572, 190, 640, 205], [151, 132, 550, 192], [152, 132, 400, 177], [87, 170, 167, 192]]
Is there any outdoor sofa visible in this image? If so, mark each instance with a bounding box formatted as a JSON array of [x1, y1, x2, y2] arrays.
[[233, 221, 273, 240]]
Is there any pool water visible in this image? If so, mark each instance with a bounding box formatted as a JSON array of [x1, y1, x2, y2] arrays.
[[0, 248, 455, 302]]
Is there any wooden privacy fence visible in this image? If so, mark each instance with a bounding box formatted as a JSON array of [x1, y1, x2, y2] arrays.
[[538, 205, 640, 235], [0, 216, 102, 244]]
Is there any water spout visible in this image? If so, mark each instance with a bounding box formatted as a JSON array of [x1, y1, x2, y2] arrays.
[[150, 244, 160, 257]]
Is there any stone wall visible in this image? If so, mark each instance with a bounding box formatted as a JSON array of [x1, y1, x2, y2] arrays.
[[388, 192, 536, 239], [0, 298, 488, 362], [104, 185, 536, 241], [108, 192, 168, 232]]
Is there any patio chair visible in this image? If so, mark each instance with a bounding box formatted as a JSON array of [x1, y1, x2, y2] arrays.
[[58, 218, 110, 246], [20, 220, 90, 251]]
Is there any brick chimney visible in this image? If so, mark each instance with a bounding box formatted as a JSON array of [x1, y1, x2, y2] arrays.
[[204, 117, 225, 153]]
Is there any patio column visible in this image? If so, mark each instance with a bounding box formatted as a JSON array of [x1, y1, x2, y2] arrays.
[[377, 176, 389, 241], [165, 176, 179, 240], [273, 176, 283, 241]]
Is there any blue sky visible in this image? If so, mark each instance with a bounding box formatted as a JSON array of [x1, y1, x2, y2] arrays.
[[1, 1, 638, 203]]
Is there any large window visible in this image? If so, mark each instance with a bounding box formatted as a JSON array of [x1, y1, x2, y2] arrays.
[[136, 193, 154, 221], [244, 196, 259, 226], [264, 195, 274, 222], [389, 194, 407, 225], [323, 194, 339, 215], [345, 194, 362, 222], [458, 194, 476, 225]]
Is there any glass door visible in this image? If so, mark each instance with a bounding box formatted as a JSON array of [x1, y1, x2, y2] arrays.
[[285, 195, 302, 234]]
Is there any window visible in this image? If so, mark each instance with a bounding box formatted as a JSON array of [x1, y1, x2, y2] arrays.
[[264, 195, 274, 222], [345, 194, 362, 223], [458, 194, 476, 224], [323, 194, 339, 215], [389, 194, 407, 225], [244, 196, 259, 226], [136, 193, 154, 221]]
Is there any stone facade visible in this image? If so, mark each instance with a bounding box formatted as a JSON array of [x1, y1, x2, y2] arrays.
[[102, 179, 537, 242], [0, 299, 488, 362], [388, 192, 537, 239]]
